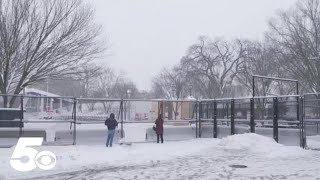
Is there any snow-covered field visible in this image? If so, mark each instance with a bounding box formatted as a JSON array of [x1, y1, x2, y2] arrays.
[[1, 133, 320, 180]]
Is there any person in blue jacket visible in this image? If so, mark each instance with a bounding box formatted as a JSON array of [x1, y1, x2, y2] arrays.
[[105, 113, 118, 147]]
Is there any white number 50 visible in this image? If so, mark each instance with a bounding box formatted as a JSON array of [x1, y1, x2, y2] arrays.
[[10, 137, 57, 172]]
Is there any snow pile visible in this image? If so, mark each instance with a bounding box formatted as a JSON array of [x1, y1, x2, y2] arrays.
[[218, 133, 281, 152], [218, 133, 306, 158]]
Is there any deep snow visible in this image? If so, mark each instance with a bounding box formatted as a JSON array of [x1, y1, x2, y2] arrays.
[[1, 133, 320, 180]]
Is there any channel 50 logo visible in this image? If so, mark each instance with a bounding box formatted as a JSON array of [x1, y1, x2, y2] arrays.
[[10, 137, 57, 172]]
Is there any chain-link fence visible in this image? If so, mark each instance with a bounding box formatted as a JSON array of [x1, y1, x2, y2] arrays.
[[0, 94, 75, 147], [2, 93, 319, 148], [303, 93, 320, 149], [199, 95, 302, 147]]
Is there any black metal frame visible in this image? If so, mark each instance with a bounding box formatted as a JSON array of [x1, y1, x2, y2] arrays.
[[213, 101, 217, 138], [252, 75, 300, 123], [120, 100, 124, 138], [273, 97, 279, 142], [73, 98, 77, 145], [250, 98, 255, 133], [252, 75, 299, 97], [230, 99, 235, 135], [199, 102, 202, 138], [19, 96, 24, 137]]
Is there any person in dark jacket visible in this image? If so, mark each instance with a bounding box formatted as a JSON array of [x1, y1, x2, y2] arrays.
[[155, 114, 164, 143], [105, 113, 118, 147]]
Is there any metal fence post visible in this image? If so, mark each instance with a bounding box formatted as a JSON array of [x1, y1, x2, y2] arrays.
[[213, 100, 217, 138], [211, 103, 214, 119], [273, 97, 279, 143], [300, 96, 306, 148], [206, 103, 209, 119], [297, 96, 300, 130], [296, 82, 299, 127], [73, 98, 77, 145], [199, 101, 202, 138], [19, 96, 24, 138], [195, 102, 198, 138], [231, 99, 235, 135], [226, 103, 229, 119], [250, 98, 255, 133], [299, 96, 302, 148], [120, 100, 124, 138]]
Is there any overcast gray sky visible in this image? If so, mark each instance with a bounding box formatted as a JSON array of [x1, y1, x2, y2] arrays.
[[90, 0, 296, 91]]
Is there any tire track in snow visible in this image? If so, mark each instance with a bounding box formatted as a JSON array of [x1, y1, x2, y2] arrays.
[[12, 147, 320, 180]]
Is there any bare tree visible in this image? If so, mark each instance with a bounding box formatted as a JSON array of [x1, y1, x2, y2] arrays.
[[235, 41, 294, 97], [150, 79, 168, 99], [91, 67, 116, 113], [110, 76, 139, 99], [0, 0, 105, 107], [78, 63, 103, 98], [267, 0, 320, 93], [181, 36, 246, 98], [94, 67, 116, 98], [108, 75, 139, 120], [151, 66, 188, 119], [151, 66, 187, 99], [235, 41, 295, 118]]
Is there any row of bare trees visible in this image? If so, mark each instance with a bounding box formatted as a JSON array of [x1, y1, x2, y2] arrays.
[[32, 63, 140, 100], [152, 0, 320, 99], [2, 0, 320, 104], [74, 63, 140, 99]]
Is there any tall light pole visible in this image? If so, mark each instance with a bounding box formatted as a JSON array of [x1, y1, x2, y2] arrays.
[[127, 89, 131, 120], [189, 84, 193, 96]]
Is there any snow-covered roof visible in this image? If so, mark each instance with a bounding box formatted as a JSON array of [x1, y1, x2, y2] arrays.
[[185, 96, 196, 100], [22, 88, 60, 97]]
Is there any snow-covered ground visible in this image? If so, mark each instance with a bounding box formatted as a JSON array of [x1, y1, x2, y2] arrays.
[[1, 133, 320, 180], [306, 135, 320, 150]]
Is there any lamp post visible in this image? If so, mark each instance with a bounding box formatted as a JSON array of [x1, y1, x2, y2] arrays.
[[172, 89, 175, 99], [189, 85, 193, 97], [126, 89, 131, 120]]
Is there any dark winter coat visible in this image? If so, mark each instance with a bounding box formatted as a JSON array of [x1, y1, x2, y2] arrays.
[[155, 118, 164, 135], [105, 113, 118, 130]]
